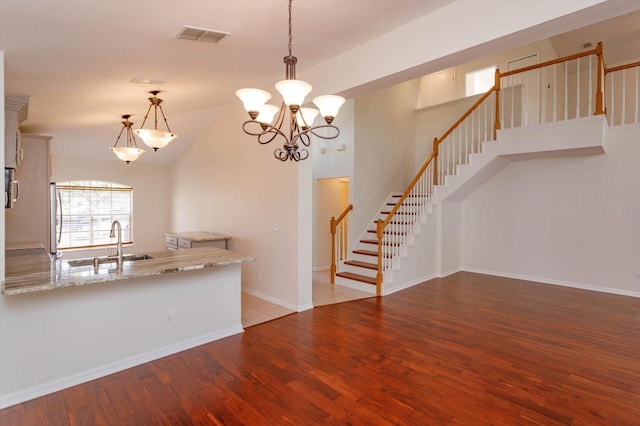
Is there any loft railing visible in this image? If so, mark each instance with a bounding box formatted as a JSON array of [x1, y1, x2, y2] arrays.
[[330, 204, 353, 284], [375, 42, 610, 292], [605, 60, 640, 126]]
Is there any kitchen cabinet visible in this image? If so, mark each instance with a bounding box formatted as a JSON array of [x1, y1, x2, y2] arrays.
[[4, 96, 29, 169], [4, 109, 22, 169], [5, 134, 52, 246], [165, 232, 231, 251]]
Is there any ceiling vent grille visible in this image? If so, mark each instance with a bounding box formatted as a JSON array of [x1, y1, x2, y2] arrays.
[[176, 25, 229, 44]]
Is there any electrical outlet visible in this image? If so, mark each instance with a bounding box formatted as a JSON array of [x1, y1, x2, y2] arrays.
[[165, 310, 175, 325], [272, 222, 279, 232], [636, 271, 640, 280]]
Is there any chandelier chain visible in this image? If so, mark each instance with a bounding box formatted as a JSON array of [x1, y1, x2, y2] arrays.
[[288, 0, 293, 57]]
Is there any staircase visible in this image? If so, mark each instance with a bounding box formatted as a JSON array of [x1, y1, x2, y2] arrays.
[[331, 42, 632, 296], [334, 116, 607, 295], [335, 193, 430, 293]]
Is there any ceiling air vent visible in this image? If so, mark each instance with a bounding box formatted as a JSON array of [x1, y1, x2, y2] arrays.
[[176, 25, 229, 44]]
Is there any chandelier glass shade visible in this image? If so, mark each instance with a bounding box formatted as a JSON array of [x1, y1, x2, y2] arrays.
[[135, 90, 177, 151], [110, 115, 145, 164], [236, 0, 345, 161]]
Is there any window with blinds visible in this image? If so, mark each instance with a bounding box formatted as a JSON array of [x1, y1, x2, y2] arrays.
[[57, 181, 133, 250]]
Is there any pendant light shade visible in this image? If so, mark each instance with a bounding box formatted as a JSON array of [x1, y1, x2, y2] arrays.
[[236, 88, 272, 119], [256, 104, 280, 125], [135, 128, 175, 151], [135, 90, 177, 151], [110, 115, 145, 164], [275, 79, 312, 108], [295, 108, 319, 129], [111, 146, 145, 163], [313, 95, 346, 124]]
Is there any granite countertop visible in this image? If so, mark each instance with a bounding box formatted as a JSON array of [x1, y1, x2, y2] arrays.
[[164, 231, 231, 242], [3, 246, 255, 296]]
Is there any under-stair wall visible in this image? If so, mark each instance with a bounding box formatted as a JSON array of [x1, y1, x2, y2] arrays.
[[462, 125, 640, 297]]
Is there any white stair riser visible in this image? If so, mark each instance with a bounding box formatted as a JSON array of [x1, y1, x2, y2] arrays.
[[343, 264, 377, 278], [333, 277, 377, 294], [351, 252, 379, 263]]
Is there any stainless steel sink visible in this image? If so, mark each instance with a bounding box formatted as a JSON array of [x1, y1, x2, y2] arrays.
[[67, 254, 153, 267]]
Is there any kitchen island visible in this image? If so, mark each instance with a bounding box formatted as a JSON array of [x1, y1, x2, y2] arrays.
[[0, 245, 255, 409], [3, 245, 252, 295]]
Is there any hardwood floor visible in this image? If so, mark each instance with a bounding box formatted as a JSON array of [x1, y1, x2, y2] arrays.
[[2, 272, 640, 424]]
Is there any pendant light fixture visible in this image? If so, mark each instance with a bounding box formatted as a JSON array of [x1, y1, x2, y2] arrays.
[[236, 0, 345, 161], [110, 115, 145, 164], [135, 90, 178, 151]]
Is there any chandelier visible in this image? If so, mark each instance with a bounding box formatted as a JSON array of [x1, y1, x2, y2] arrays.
[[135, 90, 178, 151], [110, 115, 145, 164], [236, 0, 345, 161]]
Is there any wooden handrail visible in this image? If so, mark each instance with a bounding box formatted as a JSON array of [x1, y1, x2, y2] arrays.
[[330, 204, 353, 284], [606, 60, 640, 74], [499, 44, 600, 78], [436, 87, 497, 145], [380, 152, 436, 230]]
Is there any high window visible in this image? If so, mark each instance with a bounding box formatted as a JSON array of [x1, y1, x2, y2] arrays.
[[56, 181, 133, 250], [465, 65, 496, 97]]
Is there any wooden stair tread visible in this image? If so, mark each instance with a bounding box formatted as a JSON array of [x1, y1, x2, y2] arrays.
[[353, 249, 378, 257], [335, 272, 376, 285], [353, 249, 392, 257], [360, 239, 400, 246], [367, 230, 407, 235], [381, 211, 415, 215], [344, 260, 378, 270]]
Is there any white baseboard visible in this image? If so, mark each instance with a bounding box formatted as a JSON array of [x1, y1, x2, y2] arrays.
[[439, 267, 461, 278], [462, 267, 640, 299], [242, 287, 304, 311], [0, 325, 244, 410], [312, 266, 330, 272], [383, 273, 439, 295]]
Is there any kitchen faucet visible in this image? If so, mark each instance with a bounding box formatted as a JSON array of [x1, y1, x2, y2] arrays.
[[109, 220, 123, 264]]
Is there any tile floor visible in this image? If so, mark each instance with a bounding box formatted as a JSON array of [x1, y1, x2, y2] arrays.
[[241, 270, 373, 328]]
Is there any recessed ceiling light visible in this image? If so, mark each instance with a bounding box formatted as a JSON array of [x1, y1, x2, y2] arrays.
[[130, 77, 166, 85]]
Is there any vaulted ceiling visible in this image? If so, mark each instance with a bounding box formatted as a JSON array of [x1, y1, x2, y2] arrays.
[[1, 0, 638, 164]]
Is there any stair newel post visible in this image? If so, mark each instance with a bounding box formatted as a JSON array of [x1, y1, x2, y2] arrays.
[[432, 137, 439, 186], [595, 42, 605, 115], [375, 219, 384, 296], [330, 216, 337, 284], [494, 68, 501, 140]]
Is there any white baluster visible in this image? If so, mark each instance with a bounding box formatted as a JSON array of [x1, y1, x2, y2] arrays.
[[622, 69, 627, 125], [588, 55, 593, 116], [553, 63, 557, 122], [564, 61, 569, 120], [633, 67, 640, 124]]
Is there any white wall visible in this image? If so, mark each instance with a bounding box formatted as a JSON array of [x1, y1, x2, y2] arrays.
[[170, 103, 311, 311], [461, 125, 640, 296], [51, 155, 172, 259], [314, 178, 341, 270], [312, 99, 355, 180], [351, 80, 418, 246], [1, 51, 5, 279]]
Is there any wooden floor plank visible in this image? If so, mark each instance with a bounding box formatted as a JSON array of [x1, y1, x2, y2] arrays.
[[2, 272, 640, 424]]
